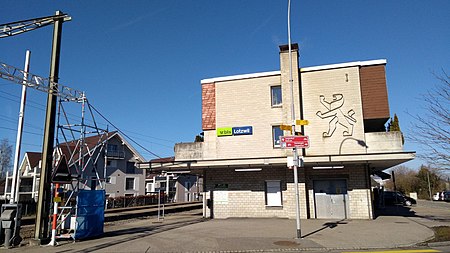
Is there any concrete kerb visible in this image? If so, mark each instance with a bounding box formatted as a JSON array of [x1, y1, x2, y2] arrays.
[[427, 241, 450, 247]]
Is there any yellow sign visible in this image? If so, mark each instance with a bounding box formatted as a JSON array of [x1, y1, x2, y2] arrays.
[[54, 197, 62, 203], [296, 120, 309, 125], [280, 125, 292, 131]]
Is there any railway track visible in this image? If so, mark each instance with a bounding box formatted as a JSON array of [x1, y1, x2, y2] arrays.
[[20, 201, 203, 226]]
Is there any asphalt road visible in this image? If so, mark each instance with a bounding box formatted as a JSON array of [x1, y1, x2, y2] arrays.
[[2, 199, 449, 252]]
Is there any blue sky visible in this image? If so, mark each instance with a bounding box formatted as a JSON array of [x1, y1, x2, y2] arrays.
[[1, 1, 449, 169]]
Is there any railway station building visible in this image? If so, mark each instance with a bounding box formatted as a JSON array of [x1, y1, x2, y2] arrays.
[[149, 44, 415, 220]]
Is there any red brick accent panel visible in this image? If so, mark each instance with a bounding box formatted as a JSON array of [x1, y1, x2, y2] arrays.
[[202, 83, 216, 130], [360, 65, 390, 120]]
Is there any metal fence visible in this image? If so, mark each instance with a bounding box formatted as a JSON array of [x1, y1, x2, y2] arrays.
[[0, 192, 167, 217], [0, 200, 36, 217], [106, 192, 167, 209]]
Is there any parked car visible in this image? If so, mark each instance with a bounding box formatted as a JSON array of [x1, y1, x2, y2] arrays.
[[444, 191, 450, 202], [433, 192, 441, 201], [383, 191, 416, 206]]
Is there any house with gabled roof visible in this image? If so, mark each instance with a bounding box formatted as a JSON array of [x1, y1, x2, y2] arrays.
[[145, 156, 203, 203], [4, 131, 146, 201], [4, 152, 42, 201]]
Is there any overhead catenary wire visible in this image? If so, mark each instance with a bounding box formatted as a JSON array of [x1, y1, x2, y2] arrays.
[[88, 102, 161, 159], [1, 61, 167, 159], [0, 126, 43, 136], [1, 93, 173, 154], [0, 90, 107, 128], [0, 90, 47, 109], [0, 114, 44, 131]]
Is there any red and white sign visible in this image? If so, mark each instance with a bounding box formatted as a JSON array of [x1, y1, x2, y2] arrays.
[[280, 136, 310, 148]]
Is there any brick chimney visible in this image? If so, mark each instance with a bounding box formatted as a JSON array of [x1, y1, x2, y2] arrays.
[[279, 43, 301, 124]]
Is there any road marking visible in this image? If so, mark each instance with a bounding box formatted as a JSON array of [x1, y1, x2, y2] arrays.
[[342, 250, 440, 253]]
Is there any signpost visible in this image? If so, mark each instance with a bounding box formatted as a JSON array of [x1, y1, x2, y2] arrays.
[[280, 124, 292, 131], [280, 136, 310, 149], [296, 119, 309, 126]]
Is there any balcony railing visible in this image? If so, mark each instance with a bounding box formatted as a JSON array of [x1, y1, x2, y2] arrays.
[[106, 150, 125, 159], [365, 131, 404, 153], [174, 142, 203, 161]]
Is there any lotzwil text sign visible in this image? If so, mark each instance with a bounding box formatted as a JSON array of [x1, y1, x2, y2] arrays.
[[217, 126, 253, 137], [280, 136, 310, 148]]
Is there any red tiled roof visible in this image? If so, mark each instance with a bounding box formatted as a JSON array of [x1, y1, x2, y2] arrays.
[[58, 131, 116, 163], [150, 157, 175, 163], [26, 152, 42, 168]]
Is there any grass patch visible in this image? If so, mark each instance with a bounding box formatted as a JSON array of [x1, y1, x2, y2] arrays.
[[428, 226, 450, 242]]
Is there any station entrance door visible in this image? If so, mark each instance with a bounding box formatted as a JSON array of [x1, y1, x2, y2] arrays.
[[313, 179, 348, 219]]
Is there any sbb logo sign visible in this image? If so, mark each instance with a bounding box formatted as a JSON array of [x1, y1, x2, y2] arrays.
[[217, 126, 253, 137]]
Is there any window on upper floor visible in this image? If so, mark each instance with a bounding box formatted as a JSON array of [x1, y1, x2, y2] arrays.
[[106, 160, 117, 167], [271, 85, 282, 107], [272, 126, 283, 148], [107, 144, 118, 152], [125, 178, 135, 190], [126, 162, 135, 174]]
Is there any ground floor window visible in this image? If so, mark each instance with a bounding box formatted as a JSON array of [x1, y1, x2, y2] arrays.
[[265, 180, 282, 206], [272, 126, 283, 148], [125, 178, 135, 190]]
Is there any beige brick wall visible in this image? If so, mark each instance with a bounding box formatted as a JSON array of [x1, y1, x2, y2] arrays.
[[347, 166, 373, 219], [302, 67, 367, 156], [211, 75, 291, 159], [203, 49, 303, 160], [304, 166, 372, 219], [205, 165, 373, 219], [205, 166, 309, 219], [348, 189, 373, 219], [280, 48, 302, 125], [199, 48, 376, 220], [204, 65, 369, 159]]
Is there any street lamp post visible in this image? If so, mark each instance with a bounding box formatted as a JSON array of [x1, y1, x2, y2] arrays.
[[288, 0, 302, 239]]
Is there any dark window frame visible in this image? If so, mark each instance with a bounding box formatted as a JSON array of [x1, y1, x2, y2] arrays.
[[272, 125, 283, 148], [264, 180, 283, 206], [125, 177, 135, 190], [271, 85, 282, 107]]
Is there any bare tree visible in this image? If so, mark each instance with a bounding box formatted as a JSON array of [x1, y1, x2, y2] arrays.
[[0, 138, 13, 178], [384, 165, 418, 193], [385, 165, 445, 199], [408, 71, 450, 171]]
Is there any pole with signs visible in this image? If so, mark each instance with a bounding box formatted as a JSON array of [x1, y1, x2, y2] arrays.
[[287, 0, 302, 239]]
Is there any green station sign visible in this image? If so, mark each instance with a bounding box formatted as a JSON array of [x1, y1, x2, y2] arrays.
[[217, 127, 233, 137]]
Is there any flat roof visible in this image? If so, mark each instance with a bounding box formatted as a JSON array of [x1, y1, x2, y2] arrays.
[[201, 59, 387, 84]]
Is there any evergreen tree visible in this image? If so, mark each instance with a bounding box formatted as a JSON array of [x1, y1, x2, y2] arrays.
[[194, 132, 204, 142], [388, 113, 404, 144], [389, 114, 401, 132]]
